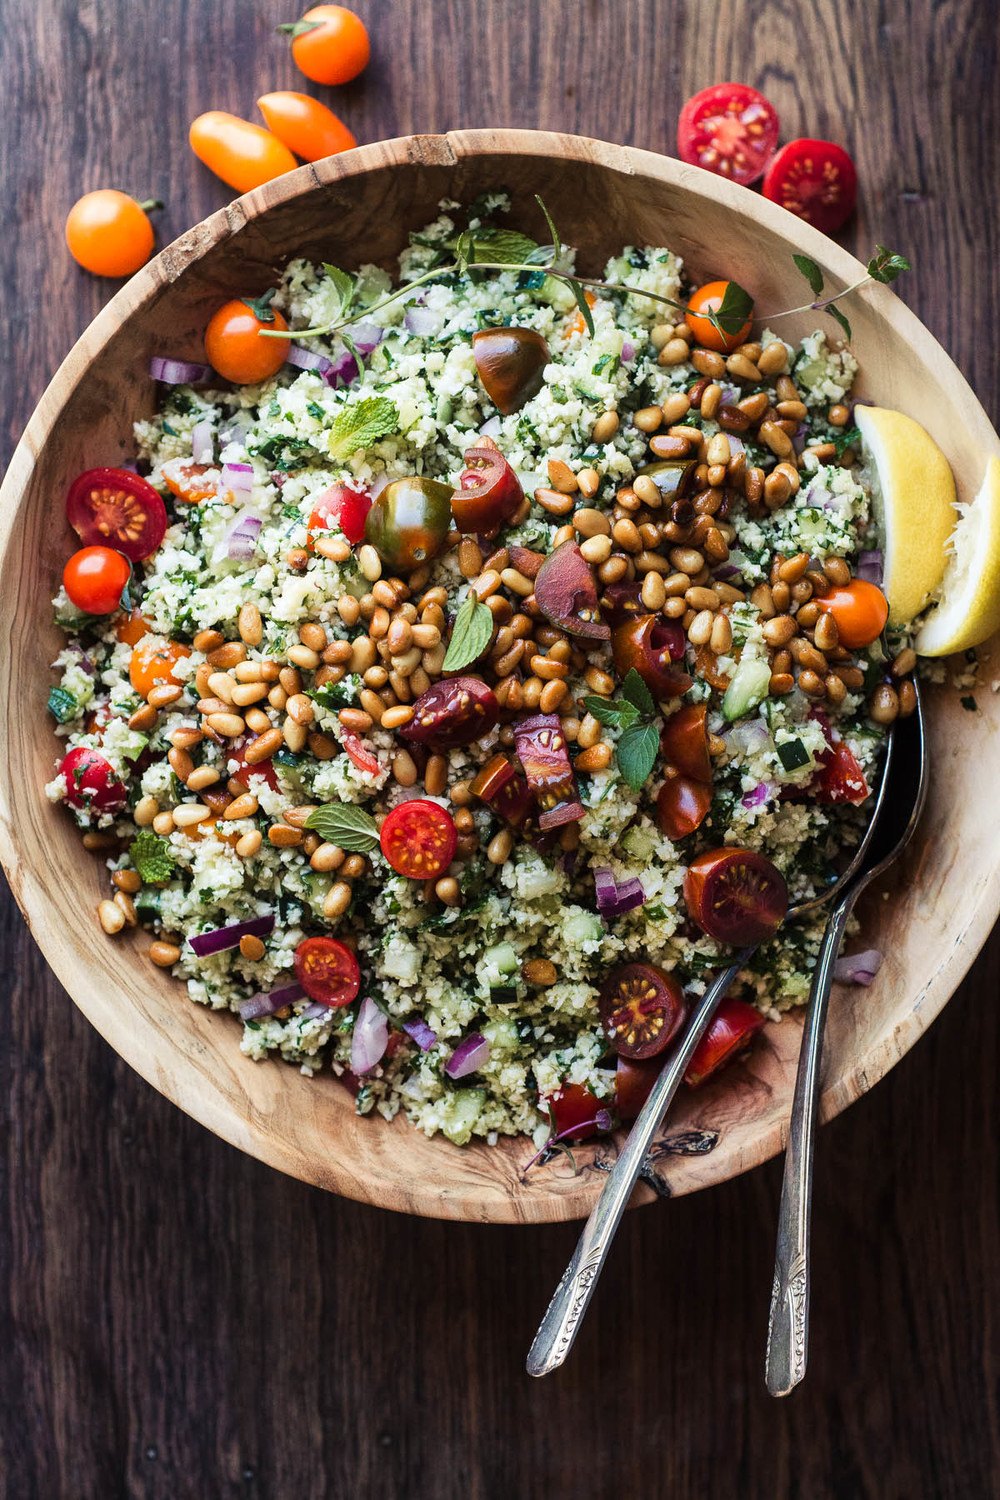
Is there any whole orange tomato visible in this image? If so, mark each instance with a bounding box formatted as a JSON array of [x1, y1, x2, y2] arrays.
[[189, 112, 298, 194], [685, 279, 753, 353], [257, 92, 357, 162], [204, 296, 289, 384], [282, 5, 370, 84], [817, 580, 889, 649], [65, 191, 158, 278]]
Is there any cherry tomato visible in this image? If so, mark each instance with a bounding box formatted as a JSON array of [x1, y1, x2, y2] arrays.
[[677, 83, 779, 187], [694, 643, 731, 692], [762, 139, 858, 235], [470, 753, 536, 829], [611, 615, 691, 700], [683, 847, 788, 946], [534, 541, 610, 641], [451, 445, 524, 535], [472, 327, 550, 414], [308, 482, 371, 544], [66, 466, 167, 561], [599, 962, 687, 1061], [401, 677, 500, 750], [656, 775, 713, 841], [380, 799, 458, 880], [616, 1055, 661, 1121], [817, 580, 888, 649], [160, 460, 219, 505], [364, 476, 453, 572], [65, 190, 158, 278], [293, 936, 361, 1007], [59, 746, 126, 814], [229, 736, 280, 793], [129, 638, 191, 697], [189, 112, 298, 195], [661, 703, 712, 782], [342, 731, 381, 775], [541, 1082, 608, 1141], [63, 546, 131, 615], [114, 610, 151, 646], [685, 280, 753, 354], [513, 714, 583, 831], [684, 997, 766, 1087], [599, 581, 645, 627], [204, 299, 289, 385], [257, 91, 357, 163], [814, 739, 870, 805], [283, 5, 371, 85]]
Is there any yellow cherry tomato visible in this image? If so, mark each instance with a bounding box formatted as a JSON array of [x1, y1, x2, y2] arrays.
[[65, 190, 158, 278], [129, 639, 190, 698], [685, 280, 753, 353], [204, 298, 290, 384], [257, 91, 357, 162], [818, 580, 889, 649], [282, 5, 370, 85], [189, 112, 298, 194]]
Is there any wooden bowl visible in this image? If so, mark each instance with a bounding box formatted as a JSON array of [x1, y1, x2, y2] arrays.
[[2, 130, 998, 1223]]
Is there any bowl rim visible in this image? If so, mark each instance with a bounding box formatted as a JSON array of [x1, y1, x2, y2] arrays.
[[2, 128, 999, 1223]]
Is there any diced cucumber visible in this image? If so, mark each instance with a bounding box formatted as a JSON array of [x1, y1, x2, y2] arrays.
[[562, 907, 603, 948], [483, 1018, 518, 1051], [490, 985, 519, 1005], [776, 738, 811, 772], [47, 686, 79, 724], [440, 1088, 486, 1146], [484, 941, 518, 976], [722, 657, 772, 722]]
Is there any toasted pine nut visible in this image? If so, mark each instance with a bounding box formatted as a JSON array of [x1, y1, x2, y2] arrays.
[[149, 940, 181, 967], [591, 410, 620, 443], [573, 507, 611, 538], [128, 703, 158, 732], [425, 754, 447, 797], [286, 643, 320, 670], [185, 765, 220, 792], [223, 792, 258, 821], [869, 683, 900, 724], [575, 743, 613, 772], [487, 828, 514, 865], [231, 682, 269, 707], [710, 613, 732, 653], [547, 457, 579, 493], [634, 405, 663, 433], [268, 824, 303, 848], [688, 609, 714, 646], [112, 869, 142, 894], [814, 612, 840, 653], [235, 830, 262, 858], [823, 556, 852, 585], [238, 602, 263, 646], [769, 672, 795, 695], [194, 628, 225, 653], [534, 487, 574, 516], [151, 811, 175, 836], [576, 467, 600, 498], [435, 876, 462, 907], [726, 352, 761, 382], [285, 693, 315, 726], [98, 899, 125, 935], [323, 881, 353, 920], [357, 544, 382, 581], [207, 711, 245, 738], [757, 340, 789, 375], [314, 534, 351, 563], [148, 683, 183, 710], [238, 934, 266, 961], [762, 615, 797, 647], [579, 535, 612, 566], [891, 647, 917, 678], [380, 704, 414, 731], [310, 842, 345, 872], [206, 642, 246, 669], [524, 957, 558, 986]]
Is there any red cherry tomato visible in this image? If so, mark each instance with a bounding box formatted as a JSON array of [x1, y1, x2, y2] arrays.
[[683, 847, 788, 946], [63, 546, 131, 615], [535, 541, 611, 642], [472, 327, 550, 414], [59, 746, 126, 814], [762, 139, 858, 235], [817, 580, 888, 649], [451, 445, 524, 535], [342, 732, 381, 775], [293, 936, 360, 1007], [229, 736, 280, 792], [616, 1055, 662, 1121], [204, 298, 289, 385], [814, 739, 870, 806], [513, 714, 583, 832], [598, 962, 688, 1061], [541, 1082, 608, 1142], [677, 83, 779, 186], [685, 280, 753, 354], [400, 676, 500, 750], [308, 482, 371, 544], [66, 467, 167, 562], [661, 703, 712, 782], [612, 615, 691, 700], [379, 799, 458, 880], [684, 997, 767, 1087], [656, 775, 713, 841]]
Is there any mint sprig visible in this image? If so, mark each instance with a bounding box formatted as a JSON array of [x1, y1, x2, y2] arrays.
[[305, 802, 380, 853], [779, 242, 913, 342], [327, 397, 398, 461], [583, 668, 660, 791], [442, 592, 494, 671], [128, 831, 176, 885]]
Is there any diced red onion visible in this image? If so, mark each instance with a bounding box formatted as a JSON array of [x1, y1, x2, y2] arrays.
[[594, 1108, 613, 1133], [150, 356, 212, 385], [445, 1032, 491, 1079], [595, 866, 646, 918], [191, 419, 214, 464], [402, 1016, 438, 1051], [833, 949, 883, 986], [727, 433, 746, 457], [221, 461, 254, 496], [321, 346, 360, 388], [620, 340, 635, 363], [226, 510, 262, 561], [285, 343, 332, 375], [351, 322, 384, 356], [238, 981, 304, 1022], [741, 781, 774, 809], [857, 549, 884, 584], [351, 995, 389, 1074], [792, 422, 807, 454], [189, 913, 275, 958], [725, 718, 771, 756], [404, 305, 444, 338], [300, 1001, 333, 1020]]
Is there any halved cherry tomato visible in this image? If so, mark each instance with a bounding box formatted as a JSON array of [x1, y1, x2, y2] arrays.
[[229, 736, 280, 792], [684, 997, 766, 1087], [814, 739, 870, 805], [308, 482, 371, 544], [114, 610, 151, 646], [472, 327, 550, 414], [534, 541, 610, 641], [65, 190, 157, 278], [685, 280, 753, 354], [661, 703, 712, 782], [59, 746, 126, 814], [677, 83, 779, 186], [294, 936, 360, 1007], [160, 459, 219, 505], [129, 638, 190, 697], [611, 615, 691, 700], [541, 1082, 607, 1141], [204, 298, 289, 385], [342, 731, 381, 775], [616, 1055, 661, 1121], [189, 112, 298, 195], [283, 5, 371, 85], [380, 799, 458, 880], [656, 775, 713, 841], [471, 753, 535, 829], [401, 677, 500, 750], [683, 847, 788, 946], [257, 91, 357, 163], [599, 962, 687, 1060], [637, 458, 698, 503], [63, 546, 131, 615], [66, 467, 167, 561], [451, 445, 524, 535], [762, 139, 858, 235], [694, 643, 731, 692], [817, 579, 888, 649], [364, 476, 453, 572], [514, 714, 583, 831], [599, 581, 645, 627]]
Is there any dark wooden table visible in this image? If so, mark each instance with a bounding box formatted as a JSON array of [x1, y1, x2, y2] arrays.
[[2, 2, 998, 1495]]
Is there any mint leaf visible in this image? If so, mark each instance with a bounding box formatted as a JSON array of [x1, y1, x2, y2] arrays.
[[463, 227, 538, 266], [704, 279, 754, 336], [832, 424, 861, 458], [47, 685, 79, 723], [442, 592, 494, 671], [583, 695, 639, 730], [828, 304, 852, 341], [327, 397, 398, 461], [128, 831, 176, 885], [792, 254, 824, 296], [867, 245, 911, 284], [534, 195, 562, 261], [620, 667, 655, 719], [305, 802, 380, 852], [308, 676, 360, 710], [615, 723, 660, 791], [453, 230, 476, 273], [322, 263, 356, 320]]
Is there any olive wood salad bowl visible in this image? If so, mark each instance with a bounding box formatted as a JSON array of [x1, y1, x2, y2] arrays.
[[2, 130, 998, 1223]]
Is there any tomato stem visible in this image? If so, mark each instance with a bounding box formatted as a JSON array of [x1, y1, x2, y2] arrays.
[[137, 198, 164, 213]]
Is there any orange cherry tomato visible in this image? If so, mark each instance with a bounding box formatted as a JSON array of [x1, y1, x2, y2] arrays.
[[189, 112, 298, 195], [817, 580, 889, 649], [129, 639, 190, 697], [63, 546, 131, 615], [160, 459, 220, 504], [204, 299, 289, 385], [685, 279, 753, 353], [565, 290, 597, 338], [65, 191, 157, 278], [283, 5, 370, 85], [257, 92, 357, 163], [115, 609, 151, 645]]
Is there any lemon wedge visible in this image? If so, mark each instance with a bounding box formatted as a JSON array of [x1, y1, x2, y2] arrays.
[[915, 455, 1000, 656], [854, 405, 957, 627]]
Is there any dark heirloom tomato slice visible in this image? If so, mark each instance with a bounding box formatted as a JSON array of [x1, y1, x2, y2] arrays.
[[514, 714, 584, 831], [534, 541, 610, 641], [451, 445, 524, 535], [656, 774, 713, 841], [599, 962, 687, 1061], [661, 703, 712, 783], [762, 138, 858, 234], [541, 1083, 608, 1142], [599, 581, 645, 627], [293, 936, 361, 1008], [683, 847, 788, 946], [612, 615, 691, 700], [684, 997, 767, 1087], [59, 746, 126, 814], [471, 753, 535, 827], [401, 676, 500, 750], [637, 458, 698, 503], [813, 739, 870, 805], [616, 1054, 662, 1121], [364, 476, 453, 572], [677, 83, 780, 186], [66, 467, 168, 562], [472, 326, 550, 414], [308, 482, 371, 545], [380, 799, 458, 880]]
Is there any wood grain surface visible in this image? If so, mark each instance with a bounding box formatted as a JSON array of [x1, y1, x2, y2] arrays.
[[2, 1, 998, 1495]]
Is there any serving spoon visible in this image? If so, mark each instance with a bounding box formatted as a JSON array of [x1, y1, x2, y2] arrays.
[[765, 681, 927, 1396], [526, 724, 902, 1378]]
